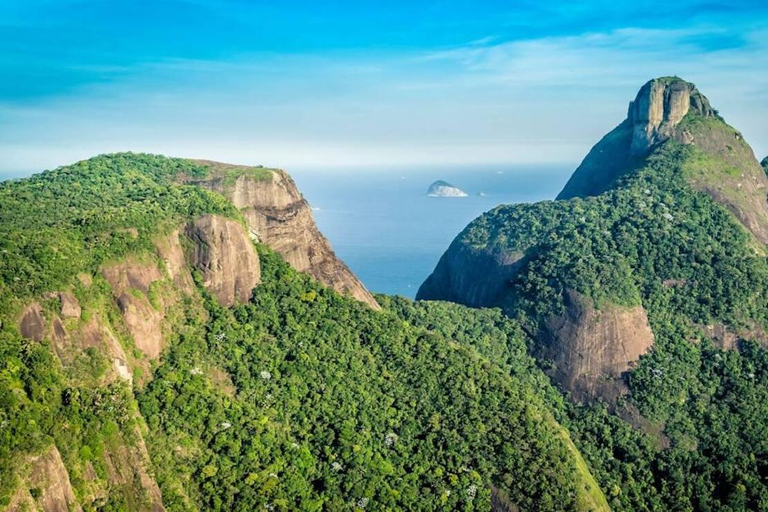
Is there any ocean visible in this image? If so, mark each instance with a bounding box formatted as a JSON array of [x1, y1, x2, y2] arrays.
[[290, 164, 574, 298]]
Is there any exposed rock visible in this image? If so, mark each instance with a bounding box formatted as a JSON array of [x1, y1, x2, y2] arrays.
[[627, 77, 715, 155], [19, 303, 45, 341], [7, 445, 82, 512], [417, 242, 524, 307], [535, 290, 654, 403], [59, 292, 81, 318], [418, 241, 654, 403], [696, 322, 768, 351], [102, 428, 165, 511], [491, 485, 520, 512], [50, 316, 69, 359], [115, 293, 164, 359], [558, 77, 768, 243], [78, 316, 133, 383], [426, 180, 468, 197], [184, 163, 380, 309], [185, 214, 261, 306], [102, 260, 163, 296], [78, 273, 93, 287], [102, 260, 165, 359], [155, 230, 195, 294]]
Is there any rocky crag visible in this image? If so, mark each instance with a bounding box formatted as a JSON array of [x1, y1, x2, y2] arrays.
[[183, 161, 380, 309]]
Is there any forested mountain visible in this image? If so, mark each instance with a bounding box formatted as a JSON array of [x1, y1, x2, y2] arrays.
[[3, 76, 768, 512], [0, 154, 607, 511], [419, 77, 768, 509]]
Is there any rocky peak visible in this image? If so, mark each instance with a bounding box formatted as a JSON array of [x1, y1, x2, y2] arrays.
[[185, 162, 380, 309], [628, 77, 717, 155]]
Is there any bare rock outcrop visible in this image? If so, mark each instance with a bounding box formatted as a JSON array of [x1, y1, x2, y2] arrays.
[[7, 445, 82, 512], [535, 290, 654, 403], [102, 260, 165, 359], [78, 315, 133, 383], [185, 163, 380, 309], [559, 77, 768, 243], [155, 230, 195, 294], [185, 214, 260, 306], [59, 292, 82, 319], [102, 429, 165, 511], [628, 77, 715, 155], [417, 242, 525, 307], [19, 303, 45, 341]]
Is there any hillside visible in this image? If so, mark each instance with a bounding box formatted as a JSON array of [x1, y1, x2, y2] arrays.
[[0, 154, 607, 511], [419, 77, 768, 509]]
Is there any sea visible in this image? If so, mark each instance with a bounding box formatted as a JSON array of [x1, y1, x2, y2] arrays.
[[290, 164, 574, 298]]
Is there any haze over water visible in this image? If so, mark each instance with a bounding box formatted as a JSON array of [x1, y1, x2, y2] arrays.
[[292, 165, 572, 298]]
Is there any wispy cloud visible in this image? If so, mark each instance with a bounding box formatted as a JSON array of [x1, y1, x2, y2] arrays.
[[1, 14, 767, 172]]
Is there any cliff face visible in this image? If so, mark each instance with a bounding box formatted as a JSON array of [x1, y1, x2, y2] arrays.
[[185, 214, 261, 306], [536, 290, 654, 403], [559, 77, 768, 243], [7, 446, 81, 512], [185, 162, 380, 309]]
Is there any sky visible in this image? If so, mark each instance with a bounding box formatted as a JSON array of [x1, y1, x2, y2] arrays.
[[1, 0, 767, 176]]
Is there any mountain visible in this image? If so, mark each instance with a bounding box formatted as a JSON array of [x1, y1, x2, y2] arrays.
[[419, 77, 768, 508], [426, 180, 468, 197], [558, 77, 768, 242], [182, 161, 379, 309], [5, 78, 768, 512], [0, 154, 608, 511]]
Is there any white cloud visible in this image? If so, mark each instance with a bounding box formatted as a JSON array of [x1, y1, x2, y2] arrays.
[[2, 25, 767, 174]]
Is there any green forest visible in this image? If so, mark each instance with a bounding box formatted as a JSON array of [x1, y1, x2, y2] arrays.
[[3, 122, 768, 512]]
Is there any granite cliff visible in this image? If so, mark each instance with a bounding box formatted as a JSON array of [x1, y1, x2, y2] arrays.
[[183, 161, 380, 309]]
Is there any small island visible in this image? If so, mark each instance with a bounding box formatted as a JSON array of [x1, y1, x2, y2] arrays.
[[426, 180, 468, 197]]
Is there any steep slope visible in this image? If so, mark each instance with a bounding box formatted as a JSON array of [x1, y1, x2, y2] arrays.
[[181, 160, 380, 309], [419, 77, 768, 509], [420, 78, 768, 403], [558, 77, 768, 243], [0, 153, 605, 511]]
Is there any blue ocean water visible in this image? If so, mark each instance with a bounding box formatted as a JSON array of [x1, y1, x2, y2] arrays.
[[290, 164, 574, 298]]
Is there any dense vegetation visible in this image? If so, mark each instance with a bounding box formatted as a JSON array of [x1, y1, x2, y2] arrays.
[[0, 153, 236, 316], [3, 132, 768, 511], [0, 153, 605, 511], [138, 248, 601, 511], [437, 117, 768, 509]]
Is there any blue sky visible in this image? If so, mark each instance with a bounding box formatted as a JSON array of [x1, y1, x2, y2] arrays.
[[1, 0, 767, 174]]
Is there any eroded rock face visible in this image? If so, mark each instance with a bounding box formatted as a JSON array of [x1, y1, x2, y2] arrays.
[[417, 242, 524, 307], [536, 290, 654, 403], [185, 214, 261, 306], [418, 239, 655, 403], [155, 230, 195, 294], [59, 292, 82, 318], [628, 78, 715, 155], [102, 260, 165, 359], [19, 303, 45, 341], [102, 429, 165, 511], [8, 445, 82, 512], [78, 315, 133, 383], [186, 164, 380, 309]]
